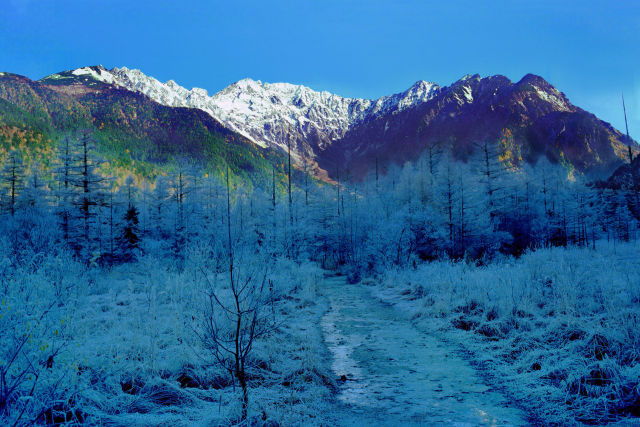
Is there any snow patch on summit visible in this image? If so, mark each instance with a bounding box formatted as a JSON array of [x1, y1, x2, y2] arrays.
[[532, 85, 571, 111], [463, 86, 474, 103], [71, 66, 116, 84]]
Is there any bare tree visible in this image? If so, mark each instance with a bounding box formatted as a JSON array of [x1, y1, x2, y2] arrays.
[[0, 150, 25, 216], [287, 140, 293, 225], [301, 156, 314, 207], [197, 166, 275, 421], [54, 136, 75, 244], [54, 130, 108, 261]]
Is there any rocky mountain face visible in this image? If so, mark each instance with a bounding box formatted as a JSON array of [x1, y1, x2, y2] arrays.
[[40, 66, 440, 176], [317, 74, 637, 179], [7, 65, 637, 183]]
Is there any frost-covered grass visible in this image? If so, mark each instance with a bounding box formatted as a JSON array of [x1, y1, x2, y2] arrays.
[[1, 245, 336, 426], [372, 241, 640, 425], [4, 233, 639, 426]]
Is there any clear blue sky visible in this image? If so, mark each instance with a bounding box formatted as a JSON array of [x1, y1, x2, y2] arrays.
[[1, 0, 639, 137]]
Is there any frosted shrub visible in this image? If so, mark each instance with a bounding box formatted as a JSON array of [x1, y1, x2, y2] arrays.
[[376, 242, 640, 424], [0, 245, 80, 425]]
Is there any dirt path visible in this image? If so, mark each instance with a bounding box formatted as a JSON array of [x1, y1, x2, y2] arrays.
[[320, 276, 528, 426]]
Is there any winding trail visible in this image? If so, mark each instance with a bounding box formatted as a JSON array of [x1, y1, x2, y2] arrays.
[[320, 276, 528, 426]]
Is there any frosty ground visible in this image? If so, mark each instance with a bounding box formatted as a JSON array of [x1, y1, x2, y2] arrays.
[[2, 239, 639, 426], [321, 276, 526, 425], [370, 241, 640, 426]]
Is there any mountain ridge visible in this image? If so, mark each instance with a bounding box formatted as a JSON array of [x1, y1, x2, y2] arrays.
[[0, 70, 287, 189], [4, 65, 636, 182], [318, 72, 636, 179], [40, 66, 442, 165]]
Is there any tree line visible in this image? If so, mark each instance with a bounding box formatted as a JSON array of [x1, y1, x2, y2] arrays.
[[0, 131, 638, 271]]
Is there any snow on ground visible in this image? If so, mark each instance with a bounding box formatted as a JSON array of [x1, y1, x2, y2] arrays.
[[320, 275, 527, 426], [368, 241, 640, 426], [0, 249, 340, 426], [3, 240, 639, 425], [78, 257, 339, 426]]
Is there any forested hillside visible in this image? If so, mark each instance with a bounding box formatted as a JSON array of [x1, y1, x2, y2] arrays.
[[0, 72, 287, 189]]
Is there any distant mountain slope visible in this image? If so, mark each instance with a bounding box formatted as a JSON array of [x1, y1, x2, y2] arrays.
[[318, 74, 637, 179], [41, 66, 440, 170], [3, 66, 636, 184], [0, 71, 284, 187]]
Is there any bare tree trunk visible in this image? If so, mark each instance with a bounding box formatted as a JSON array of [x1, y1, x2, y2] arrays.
[[287, 140, 292, 225], [336, 167, 341, 217], [225, 165, 249, 419], [375, 157, 379, 195], [272, 166, 276, 250]]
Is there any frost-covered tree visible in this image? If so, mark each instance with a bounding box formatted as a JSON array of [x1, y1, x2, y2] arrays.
[[473, 141, 505, 221], [197, 167, 275, 421], [169, 159, 200, 258], [151, 174, 171, 239], [603, 188, 634, 243], [53, 135, 76, 244], [67, 131, 108, 261], [434, 155, 458, 256], [0, 150, 25, 216], [20, 161, 49, 210]]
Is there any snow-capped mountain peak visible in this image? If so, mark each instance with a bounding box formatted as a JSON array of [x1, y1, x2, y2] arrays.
[[365, 80, 441, 117], [57, 66, 441, 162]]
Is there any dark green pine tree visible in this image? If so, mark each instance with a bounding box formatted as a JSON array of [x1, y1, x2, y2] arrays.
[[119, 205, 140, 262]]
